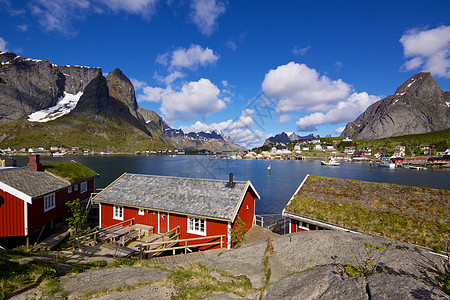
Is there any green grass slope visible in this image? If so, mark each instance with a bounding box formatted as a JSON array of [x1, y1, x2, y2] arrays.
[[0, 115, 172, 152]]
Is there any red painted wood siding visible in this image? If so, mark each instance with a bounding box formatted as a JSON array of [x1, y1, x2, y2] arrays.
[[100, 204, 229, 249], [27, 178, 95, 234], [232, 189, 255, 233], [0, 190, 25, 237]]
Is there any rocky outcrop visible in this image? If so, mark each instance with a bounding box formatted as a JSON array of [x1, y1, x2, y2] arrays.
[[0, 52, 101, 123], [341, 72, 450, 139], [106, 68, 141, 121], [45, 230, 449, 299]]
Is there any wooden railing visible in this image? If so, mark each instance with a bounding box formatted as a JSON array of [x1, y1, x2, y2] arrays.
[[137, 227, 225, 258], [253, 214, 264, 227], [68, 218, 135, 247]]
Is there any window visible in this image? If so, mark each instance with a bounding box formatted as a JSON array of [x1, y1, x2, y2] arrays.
[[138, 208, 144, 216], [187, 217, 206, 236], [44, 193, 56, 212], [80, 181, 87, 193], [113, 205, 123, 220], [74, 184, 78, 191], [68, 186, 72, 194]]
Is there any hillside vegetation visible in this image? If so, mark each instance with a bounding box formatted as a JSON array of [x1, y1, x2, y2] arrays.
[[0, 115, 171, 153]]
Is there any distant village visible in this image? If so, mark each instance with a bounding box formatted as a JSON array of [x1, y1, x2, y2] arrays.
[[213, 137, 450, 167]]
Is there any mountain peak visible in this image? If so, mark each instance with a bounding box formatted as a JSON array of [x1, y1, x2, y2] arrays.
[[341, 72, 450, 139]]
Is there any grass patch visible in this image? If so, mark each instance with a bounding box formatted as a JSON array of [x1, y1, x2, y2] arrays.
[[167, 262, 254, 299], [0, 115, 172, 153], [43, 161, 97, 183], [285, 176, 450, 250]]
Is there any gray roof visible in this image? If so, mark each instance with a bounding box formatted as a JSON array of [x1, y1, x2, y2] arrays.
[[93, 173, 259, 221], [0, 167, 69, 199]]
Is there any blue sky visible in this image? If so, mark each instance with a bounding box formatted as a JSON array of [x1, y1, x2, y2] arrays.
[[1, 0, 450, 148]]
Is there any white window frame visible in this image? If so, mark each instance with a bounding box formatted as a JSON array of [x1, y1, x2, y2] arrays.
[[138, 208, 145, 216], [74, 184, 78, 191], [68, 186, 72, 194], [80, 181, 87, 193], [44, 193, 56, 212], [187, 217, 206, 236], [113, 205, 124, 220]]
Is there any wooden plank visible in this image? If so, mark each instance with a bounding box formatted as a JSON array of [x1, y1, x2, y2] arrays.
[[32, 230, 70, 251]]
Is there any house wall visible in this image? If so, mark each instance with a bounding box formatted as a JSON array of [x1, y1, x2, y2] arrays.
[[100, 204, 229, 249], [232, 190, 255, 233], [27, 178, 95, 235], [0, 190, 25, 237], [289, 218, 321, 233], [98, 189, 256, 250]]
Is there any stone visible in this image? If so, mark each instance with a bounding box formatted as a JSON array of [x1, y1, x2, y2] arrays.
[[89, 285, 176, 300], [59, 266, 169, 298]]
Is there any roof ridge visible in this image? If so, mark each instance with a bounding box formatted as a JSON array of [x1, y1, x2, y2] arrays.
[[125, 173, 247, 183]]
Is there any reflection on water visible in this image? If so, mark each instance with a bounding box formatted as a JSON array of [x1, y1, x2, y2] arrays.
[[11, 155, 450, 215]]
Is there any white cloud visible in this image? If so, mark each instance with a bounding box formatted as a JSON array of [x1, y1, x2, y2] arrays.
[[278, 114, 292, 123], [131, 78, 147, 90], [30, 0, 159, 35], [292, 46, 310, 56], [332, 127, 345, 135], [296, 92, 379, 131], [400, 25, 450, 78], [180, 109, 272, 148], [334, 61, 343, 71], [138, 78, 226, 122], [262, 62, 352, 114], [97, 0, 158, 18], [18, 24, 28, 32], [0, 37, 8, 52], [261, 62, 379, 131], [190, 0, 226, 36], [157, 44, 219, 71], [221, 80, 228, 87], [138, 86, 165, 102], [225, 40, 237, 51]]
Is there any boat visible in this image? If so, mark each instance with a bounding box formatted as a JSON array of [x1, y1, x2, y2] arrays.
[[377, 161, 396, 168], [321, 157, 340, 166]]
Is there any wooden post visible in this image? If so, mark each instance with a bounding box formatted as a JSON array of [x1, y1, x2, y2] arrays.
[[220, 236, 223, 248]]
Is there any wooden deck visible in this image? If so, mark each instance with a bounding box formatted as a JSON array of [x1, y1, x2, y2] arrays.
[[149, 248, 225, 264], [32, 229, 70, 251]]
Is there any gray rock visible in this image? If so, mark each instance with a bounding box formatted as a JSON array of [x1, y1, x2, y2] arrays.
[[367, 273, 449, 299], [59, 266, 169, 298], [264, 265, 368, 300], [198, 239, 268, 289], [341, 72, 450, 139], [0, 52, 101, 123], [90, 285, 176, 300]]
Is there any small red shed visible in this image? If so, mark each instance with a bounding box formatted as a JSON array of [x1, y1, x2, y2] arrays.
[[93, 173, 260, 249], [0, 155, 97, 244]]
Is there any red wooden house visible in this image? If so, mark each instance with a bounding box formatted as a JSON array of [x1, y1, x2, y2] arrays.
[[92, 173, 260, 249], [0, 154, 97, 245]]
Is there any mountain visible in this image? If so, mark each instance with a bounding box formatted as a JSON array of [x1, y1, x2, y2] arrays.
[[263, 132, 316, 146], [341, 72, 450, 140], [0, 52, 242, 152], [165, 128, 245, 152], [0, 52, 101, 123]]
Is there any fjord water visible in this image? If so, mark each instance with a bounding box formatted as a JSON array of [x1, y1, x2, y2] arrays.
[[16, 155, 450, 215]]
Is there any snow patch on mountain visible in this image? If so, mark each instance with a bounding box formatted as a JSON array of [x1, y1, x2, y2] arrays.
[[28, 91, 83, 122]]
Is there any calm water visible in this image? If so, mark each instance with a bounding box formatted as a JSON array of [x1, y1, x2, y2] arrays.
[[12, 155, 450, 215]]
